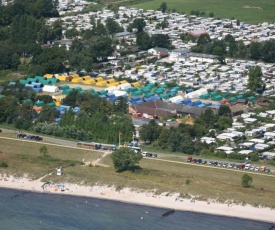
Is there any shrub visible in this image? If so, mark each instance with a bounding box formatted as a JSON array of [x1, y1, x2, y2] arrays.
[[0, 161, 8, 168]]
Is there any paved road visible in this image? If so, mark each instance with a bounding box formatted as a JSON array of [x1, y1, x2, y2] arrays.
[[1, 127, 275, 173]]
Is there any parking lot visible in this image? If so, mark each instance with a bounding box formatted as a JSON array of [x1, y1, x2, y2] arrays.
[[186, 157, 271, 173]]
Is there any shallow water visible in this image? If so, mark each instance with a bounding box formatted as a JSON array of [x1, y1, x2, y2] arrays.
[[0, 188, 273, 230]]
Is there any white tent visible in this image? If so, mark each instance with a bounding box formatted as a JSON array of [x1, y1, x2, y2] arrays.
[[43, 85, 59, 93], [113, 90, 128, 97]]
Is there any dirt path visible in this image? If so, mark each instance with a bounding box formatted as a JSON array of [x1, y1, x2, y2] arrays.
[[85, 151, 112, 167]]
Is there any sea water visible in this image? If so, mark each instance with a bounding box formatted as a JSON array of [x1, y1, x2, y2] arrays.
[[0, 188, 273, 230]]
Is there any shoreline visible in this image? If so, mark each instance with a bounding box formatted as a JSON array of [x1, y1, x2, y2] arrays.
[[1, 175, 275, 224]]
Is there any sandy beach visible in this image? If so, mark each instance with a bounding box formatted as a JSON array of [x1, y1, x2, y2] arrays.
[[1, 174, 275, 224]]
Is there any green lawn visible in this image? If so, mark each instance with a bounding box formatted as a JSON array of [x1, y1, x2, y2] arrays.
[[127, 0, 275, 24]]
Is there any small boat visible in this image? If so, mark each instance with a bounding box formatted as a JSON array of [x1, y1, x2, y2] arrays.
[[162, 209, 175, 217]]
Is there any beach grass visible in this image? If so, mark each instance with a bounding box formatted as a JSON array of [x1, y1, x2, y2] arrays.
[[1, 138, 275, 208], [124, 0, 275, 24]]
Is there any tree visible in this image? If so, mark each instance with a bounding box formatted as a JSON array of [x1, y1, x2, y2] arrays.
[[136, 31, 151, 50], [247, 65, 263, 91], [32, 46, 67, 73], [39, 146, 48, 157], [248, 42, 262, 60], [139, 120, 161, 144], [197, 34, 211, 46], [242, 173, 252, 187], [132, 18, 146, 32], [159, 2, 167, 13], [209, 12, 214, 17], [261, 40, 275, 63], [218, 105, 232, 118], [111, 147, 142, 172], [105, 18, 124, 35], [151, 34, 171, 48]]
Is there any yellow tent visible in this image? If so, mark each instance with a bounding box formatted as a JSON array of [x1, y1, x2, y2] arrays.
[[96, 81, 107, 86], [55, 101, 61, 107], [44, 74, 54, 79], [131, 82, 141, 87], [71, 77, 83, 83], [84, 79, 95, 85], [82, 75, 91, 81], [69, 74, 80, 79], [109, 82, 120, 87], [94, 77, 104, 82], [107, 79, 116, 84], [56, 75, 67, 81]]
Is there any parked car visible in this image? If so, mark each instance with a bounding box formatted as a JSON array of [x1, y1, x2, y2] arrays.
[[260, 166, 266, 172], [218, 162, 223, 167], [187, 156, 193, 162], [17, 134, 27, 138], [265, 168, 271, 173], [244, 164, 251, 170], [213, 161, 218, 166], [0, 129, 2, 133], [145, 153, 157, 158], [223, 163, 228, 167], [141, 152, 147, 157], [254, 166, 260, 171], [191, 159, 198, 163], [237, 164, 245, 169], [197, 159, 202, 164]]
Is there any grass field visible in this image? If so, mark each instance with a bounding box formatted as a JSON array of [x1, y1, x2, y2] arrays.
[[127, 0, 275, 24], [1, 138, 275, 208]]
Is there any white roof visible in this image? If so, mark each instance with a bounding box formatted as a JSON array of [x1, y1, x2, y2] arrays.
[[238, 150, 253, 155], [216, 146, 233, 151]]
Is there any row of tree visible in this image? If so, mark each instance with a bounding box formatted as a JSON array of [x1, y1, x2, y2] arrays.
[[190, 33, 275, 63]]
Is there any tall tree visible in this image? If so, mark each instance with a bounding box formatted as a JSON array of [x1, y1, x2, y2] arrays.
[[105, 18, 124, 35], [261, 40, 275, 63], [151, 34, 171, 48], [132, 18, 146, 32], [139, 120, 161, 144], [248, 42, 262, 60], [136, 31, 151, 50], [247, 65, 263, 91], [159, 2, 167, 13]]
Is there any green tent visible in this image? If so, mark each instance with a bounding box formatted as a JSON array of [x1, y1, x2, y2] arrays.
[[132, 91, 143, 97], [98, 90, 107, 95], [63, 89, 73, 95], [247, 96, 256, 101], [72, 86, 82, 91], [159, 94, 169, 99], [59, 85, 70, 90], [209, 91, 218, 97], [212, 95, 223, 101], [0, 94, 5, 98], [86, 88, 95, 93], [229, 97, 237, 102], [35, 101, 45, 107], [47, 102, 56, 107], [199, 94, 210, 99], [144, 92, 155, 98], [236, 94, 244, 99], [159, 84, 168, 89]]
